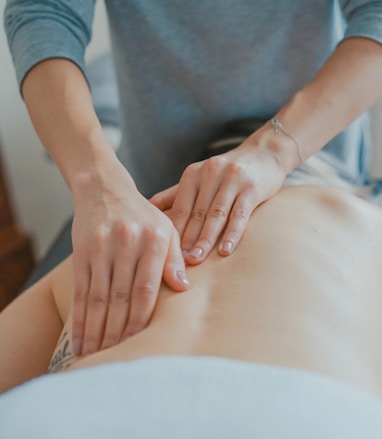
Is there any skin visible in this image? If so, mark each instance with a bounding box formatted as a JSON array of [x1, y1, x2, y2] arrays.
[[21, 36, 382, 357], [1, 185, 382, 396]]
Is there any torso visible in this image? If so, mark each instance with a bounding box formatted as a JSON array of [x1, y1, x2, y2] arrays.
[[53, 186, 382, 395], [107, 0, 370, 194]]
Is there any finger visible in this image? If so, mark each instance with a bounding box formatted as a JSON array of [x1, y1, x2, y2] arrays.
[[122, 233, 168, 338], [185, 183, 237, 265], [71, 254, 91, 357], [167, 165, 200, 238], [149, 185, 178, 211], [100, 248, 137, 351], [82, 254, 112, 356], [163, 230, 190, 292], [218, 188, 258, 257], [181, 160, 224, 257]]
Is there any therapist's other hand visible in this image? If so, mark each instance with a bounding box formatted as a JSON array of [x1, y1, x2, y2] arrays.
[[71, 163, 189, 357], [150, 133, 289, 265]]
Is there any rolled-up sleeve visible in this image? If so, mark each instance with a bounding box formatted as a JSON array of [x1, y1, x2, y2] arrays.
[[339, 0, 382, 44], [4, 0, 96, 91]]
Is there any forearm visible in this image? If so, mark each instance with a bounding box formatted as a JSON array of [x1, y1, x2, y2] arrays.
[[256, 37, 382, 172], [22, 59, 129, 192]]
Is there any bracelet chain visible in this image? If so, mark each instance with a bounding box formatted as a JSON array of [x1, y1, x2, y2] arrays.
[[270, 118, 303, 166]]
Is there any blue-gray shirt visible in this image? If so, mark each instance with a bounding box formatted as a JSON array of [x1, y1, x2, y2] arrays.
[[4, 0, 382, 195]]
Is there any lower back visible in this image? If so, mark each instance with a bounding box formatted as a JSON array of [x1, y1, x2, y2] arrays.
[[66, 186, 382, 395]]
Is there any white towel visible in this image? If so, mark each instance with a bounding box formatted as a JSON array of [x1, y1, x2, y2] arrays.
[[1, 356, 382, 438]]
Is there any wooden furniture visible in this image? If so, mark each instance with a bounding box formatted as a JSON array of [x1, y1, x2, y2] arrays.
[[0, 136, 35, 311]]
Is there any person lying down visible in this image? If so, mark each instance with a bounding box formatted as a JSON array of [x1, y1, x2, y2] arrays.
[[1, 159, 382, 437]]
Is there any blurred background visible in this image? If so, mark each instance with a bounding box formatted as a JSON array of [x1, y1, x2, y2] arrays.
[[0, 1, 111, 258], [0, 0, 381, 260]]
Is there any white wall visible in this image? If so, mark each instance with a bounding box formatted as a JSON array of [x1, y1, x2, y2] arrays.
[[0, 1, 110, 257], [371, 101, 382, 177], [0, 1, 382, 258]]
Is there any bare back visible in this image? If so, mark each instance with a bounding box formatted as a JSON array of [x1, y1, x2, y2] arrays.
[[50, 185, 382, 395]]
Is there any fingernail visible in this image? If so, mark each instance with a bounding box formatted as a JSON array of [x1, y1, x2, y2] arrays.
[[73, 338, 83, 356], [176, 270, 190, 287], [189, 247, 203, 259], [182, 249, 189, 259], [221, 240, 233, 254]]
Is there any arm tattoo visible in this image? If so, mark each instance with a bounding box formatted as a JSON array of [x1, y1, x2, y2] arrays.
[[48, 331, 75, 374]]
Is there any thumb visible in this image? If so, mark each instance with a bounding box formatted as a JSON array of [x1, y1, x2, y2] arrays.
[[149, 184, 178, 211], [163, 230, 190, 292]]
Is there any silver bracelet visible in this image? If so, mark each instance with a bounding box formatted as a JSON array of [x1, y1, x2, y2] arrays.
[[270, 118, 303, 166]]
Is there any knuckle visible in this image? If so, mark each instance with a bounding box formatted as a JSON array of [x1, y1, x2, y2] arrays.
[[88, 291, 108, 307], [191, 208, 207, 222], [206, 155, 225, 171], [227, 161, 245, 177], [143, 227, 157, 242], [183, 163, 198, 178], [135, 284, 156, 304], [72, 242, 87, 257], [113, 220, 132, 242], [110, 288, 130, 305], [232, 207, 250, 221], [214, 155, 228, 166], [144, 226, 167, 247], [73, 288, 87, 303], [208, 203, 226, 219], [245, 180, 260, 197], [93, 225, 110, 249], [170, 205, 188, 220]]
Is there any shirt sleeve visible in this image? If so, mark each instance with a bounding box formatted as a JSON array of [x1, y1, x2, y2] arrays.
[[4, 0, 96, 92], [339, 0, 382, 44]]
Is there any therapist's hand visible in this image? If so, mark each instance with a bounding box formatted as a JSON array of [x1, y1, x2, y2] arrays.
[[150, 131, 292, 265], [71, 162, 189, 357]]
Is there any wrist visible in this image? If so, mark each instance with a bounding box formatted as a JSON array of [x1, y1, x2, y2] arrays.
[[245, 121, 302, 174], [270, 119, 303, 166], [71, 150, 136, 204]]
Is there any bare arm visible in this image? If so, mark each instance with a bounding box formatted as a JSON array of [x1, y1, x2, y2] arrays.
[[22, 59, 118, 189], [0, 272, 63, 393], [22, 59, 188, 357], [152, 37, 382, 265], [265, 37, 382, 169]]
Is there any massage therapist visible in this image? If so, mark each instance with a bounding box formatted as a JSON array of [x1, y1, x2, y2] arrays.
[[4, 0, 382, 356]]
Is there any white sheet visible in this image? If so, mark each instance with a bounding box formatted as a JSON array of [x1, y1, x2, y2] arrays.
[[1, 356, 382, 438]]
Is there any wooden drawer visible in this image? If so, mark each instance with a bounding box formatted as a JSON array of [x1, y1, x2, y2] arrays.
[[0, 139, 35, 310], [0, 226, 34, 310], [0, 168, 13, 229]]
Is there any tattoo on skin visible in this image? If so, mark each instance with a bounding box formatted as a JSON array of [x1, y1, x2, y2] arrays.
[[48, 331, 75, 374]]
